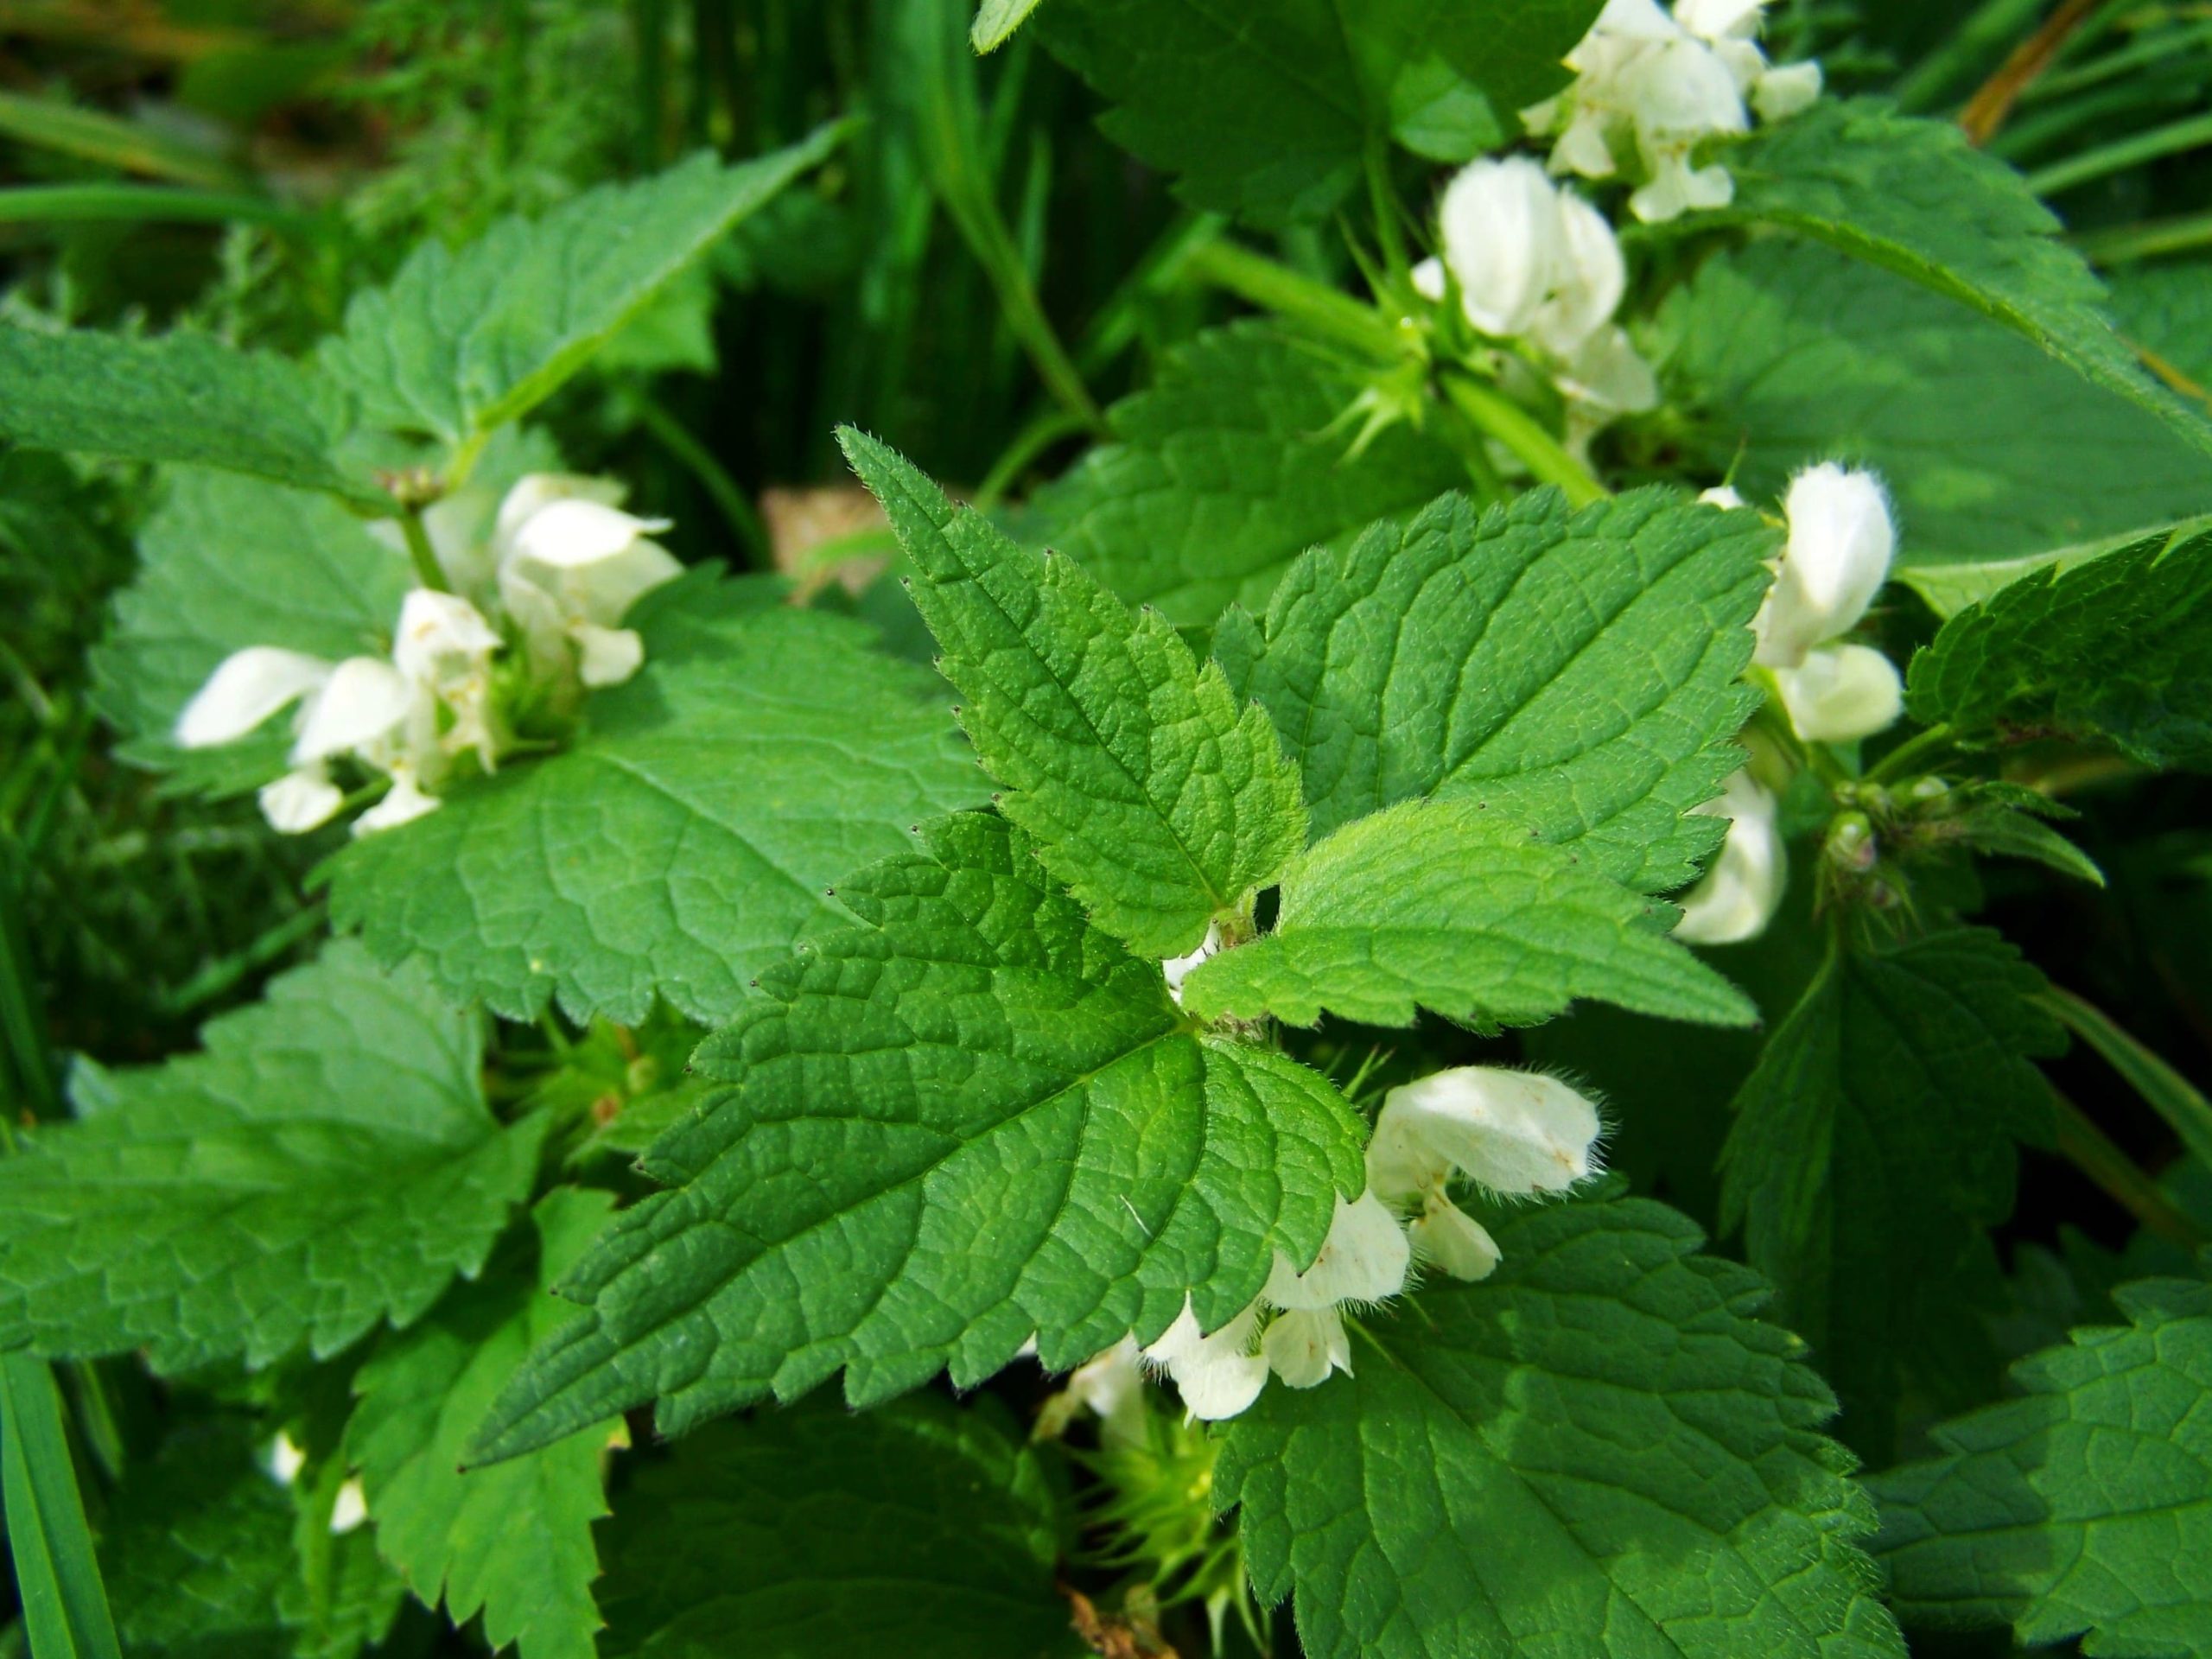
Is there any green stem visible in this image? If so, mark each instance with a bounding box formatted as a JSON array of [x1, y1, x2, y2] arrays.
[[397, 506, 451, 593], [0, 182, 305, 229], [974, 405, 1092, 510], [2075, 207, 2212, 265], [1364, 137, 1410, 289], [2050, 1087, 2207, 1249], [1864, 721, 1957, 785], [1438, 372, 1607, 507], [2044, 987, 2212, 1174], [1179, 238, 1405, 362], [627, 391, 772, 566], [2030, 107, 2212, 196]]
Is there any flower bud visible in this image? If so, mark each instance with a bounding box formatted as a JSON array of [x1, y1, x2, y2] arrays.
[[1675, 769, 1785, 944], [1772, 642, 1904, 743], [1754, 464, 1896, 668], [1263, 1192, 1411, 1312], [1371, 1068, 1602, 1200], [175, 646, 333, 748]]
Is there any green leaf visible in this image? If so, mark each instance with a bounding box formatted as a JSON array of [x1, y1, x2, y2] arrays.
[[1213, 486, 1775, 893], [468, 812, 1365, 1464], [1953, 803, 2106, 887], [2106, 258, 2212, 396], [844, 429, 1306, 957], [90, 466, 412, 799], [0, 326, 380, 507], [1707, 99, 2212, 462], [318, 132, 837, 448], [1719, 929, 2063, 1452], [1905, 523, 2212, 770], [327, 582, 982, 1025], [348, 1189, 617, 1659], [1033, 0, 1598, 225], [1217, 1194, 1908, 1659], [98, 1419, 302, 1659], [597, 1395, 1078, 1657], [1871, 1274, 2212, 1657], [1656, 242, 2212, 605], [0, 1355, 123, 1659], [1180, 797, 1755, 1029], [972, 0, 1046, 53], [0, 943, 543, 1373], [1020, 323, 1465, 626]]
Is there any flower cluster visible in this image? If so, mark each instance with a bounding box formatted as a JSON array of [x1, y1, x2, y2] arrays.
[[1524, 0, 1821, 222], [1053, 1067, 1605, 1427], [1414, 157, 1658, 437], [1677, 463, 1903, 944], [175, 474, 679, 837]]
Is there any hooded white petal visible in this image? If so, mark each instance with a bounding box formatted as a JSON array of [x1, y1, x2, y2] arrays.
[[392, 588, 501, 687], [1409, 255, 1447, 302], [1675, 770, 1785, 944], [1408, 1197, 1503, 1282], [328, 1478, 368, 1535], [492, 473, 629, 550], [1699, 483, 1747, 510], [1773, 642, 1904, 743], [1047, 1337, 1148, 1448], [175, 647, 333, 748], [1263, 1192, 1411, 1312], [257, 766, 345, 835], [1752, 60, 1823, 121], [1373, 1068, 1603, 1198], [1440, 157, 1566, 340], [1675, 0, 1765, 41], [352, 767, 442, 836], [1755, 463, 1896, 667], [1530, 190, 1628, 357], [264, 1431, 308, 1487], [1142, 1299, 1268, 1421], [506, 498, 672, 569], [1262, 1306, 1352, 1389], [291, 658, 416, 764], [574, 623, 647, 689]]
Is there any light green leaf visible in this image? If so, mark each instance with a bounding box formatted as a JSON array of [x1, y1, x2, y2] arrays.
[[1181, 797, 1754, 1029], [0, 944, 543, 1374], [1033, 0, 1599, 225], [1719, 930, 2063, 1452], [1656, 242, 2212, 599], [844, 429, 1306, 957], [1905, 523, 2212, 770], [1872, 1274, 2212, 1658], [1708, 99, 2212, 462], [597, 1395, 1078, 1657], [1020, 322, 1465, 625], [348, 1189, 617, 1659], [0, 326, 380, 506], [319, 132, 837, 448], [467, 812, 1365, 1464], [90, 466, 412, 799], [972, 0, 1046, 53], [327, 581, 982, 1025], [1213, 486, 1774, 893], [1217, 1194, 1908, 1659]]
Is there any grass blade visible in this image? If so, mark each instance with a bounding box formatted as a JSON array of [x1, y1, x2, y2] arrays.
[[0, 1355, 123, 1659]]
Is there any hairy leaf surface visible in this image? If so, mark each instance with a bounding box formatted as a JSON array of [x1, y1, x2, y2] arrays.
[[1906, 524, 2212, 770], [1872, 1274, 2212, 1657], [328, 581, 982, 1025], [1021, 323, 1464, 625], [1213, 487, 1773, 893], [0, 944, 542, 1374], [469, 812, 1365, 1463], [348, 1190, 618, 1659], [846, 429, 1305, 957], [1180, 797, 1754, 1029], [1218, 1196, 1907, 1659], [1719, 930, 2063, 1451], [597, 1395, 1077, 1657]]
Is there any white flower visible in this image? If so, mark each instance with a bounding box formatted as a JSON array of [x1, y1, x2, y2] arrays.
[[328, 1478, 367, 1535], [1262, 1192, 1410, 1312], [393, 589, 505, 769], [257, 766, 344, 834], [1142, 1298, 1268, 1421], [1161, 922, 1224, 1005], [290, 657, 416, 766], [1753, 60, 1823, 121], [1754, 463, 1897, 668], [353, 765, 442, 837], [1408, 1195, 1503, 1282], [264, 1431, 307, 1487], [1554, 323, 1660, 416], [1436, 159, 1624, 359], [1039, 1337, 1148, 1447], [1699, 483, 1746, 510], [1370, 1068, 1604, 1202], [1675, 769, 1785, 944], [175, 646, 333, 749], [1262, 1307, 1352, 1389], [1410, 255, 1447, 302], [1772, 642, 1904, 743], [494, 477, 680, 691]]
